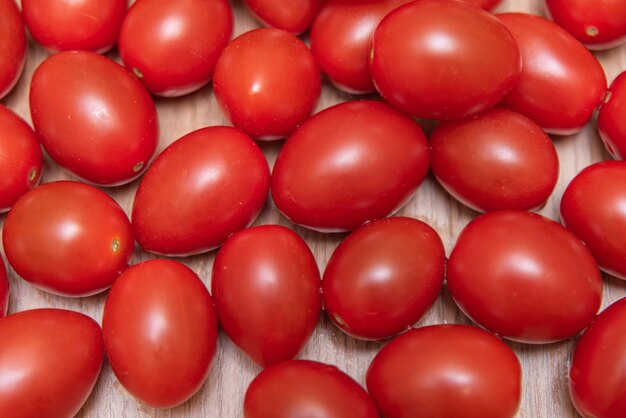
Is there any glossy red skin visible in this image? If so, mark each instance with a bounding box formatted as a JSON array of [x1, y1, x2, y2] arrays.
[[598, 71, 626, 159], [0, 257, 8, 317], [22, 0, 126, 53], [244, 360, 379, 418], [0, 309, 104, 418], [213, 28, 321, 140], [0, 104, 43, 212], [462, 0, 502, 10], [29, 50, 158, 186], [0, 0, 26, 99], [103, 259, 218, 408], [132, 126, 270, 256], [211, 225, 322, 367], [271, 100, 429, 232], [370, 0, 521, 120], [366, 325, 522, 418], [322, 217, 445, 340], [244, 0, 321, 35], [447, 210, 603, 344], [119, 0, 232, 97], [498, 13, 607, 135], [2, 181, 134, 297], [430, 107, 559, 212]]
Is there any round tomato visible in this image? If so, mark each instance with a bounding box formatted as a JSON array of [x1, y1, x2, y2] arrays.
[[103, 259, 218, 408], [322, 217, 445, 340], [271, 100, 429, 232], [366, 325, 522, 418], [0, 0, 26, 99], [244, 0, 321, 35], [211, 225, 322, 367], [2, 181, 134, 297], [598, 71, 626, 159], [0, 257, 8, 317]]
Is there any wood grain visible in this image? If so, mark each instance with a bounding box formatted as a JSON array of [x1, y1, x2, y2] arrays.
[[3, 0, 626, 417]]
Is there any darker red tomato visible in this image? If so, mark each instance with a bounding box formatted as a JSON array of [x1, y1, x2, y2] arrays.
[[244, 360, 379, 418], [0, 0, 26, 99], [103, 259, 218, 408], [598, 71, 626, 159], [322, 217, 445, 340], [2, 181, 134, 297], [244, 0, 321, 35], [211, 225, 322, 367], [0, 257, 8, 317], [366, 325, 522, 418]]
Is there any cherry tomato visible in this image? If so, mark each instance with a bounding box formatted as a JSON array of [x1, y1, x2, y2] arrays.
[[366, 325, 522, 418], [3, 181, 134, 297], [323, 217, 445, 340], [211, 225, 322, 367], [460, 0, 502, 10], [119, 0, 232, 97], [447, 210, 602, 343], [598, 71, 626, 159], [271, 100, 429, 232], [213, 28, 321, 140], [103, 259, 218, 408], [370, 0, 521, 120], [244, 0, 321, 35], [244, 360, 379, 418], [430, 107, 559, 212], [0, 0, 26, 99], [498, 13, 607, 135], [29, 50, 158, 186], [0, 257, 8, 317], [0, 309, 104, 418], [132, 126, 270, 256]]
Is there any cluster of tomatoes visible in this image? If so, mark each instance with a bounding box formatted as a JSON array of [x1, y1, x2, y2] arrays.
[[1, 0, 626, 417]]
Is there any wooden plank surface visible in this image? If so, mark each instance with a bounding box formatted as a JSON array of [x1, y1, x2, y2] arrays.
[[3, 0, 626, 417]]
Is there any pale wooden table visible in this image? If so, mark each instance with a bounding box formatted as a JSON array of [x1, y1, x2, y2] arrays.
[[3, 0, 626, 417]]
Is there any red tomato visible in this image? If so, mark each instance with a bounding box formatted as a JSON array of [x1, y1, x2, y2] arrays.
[[447, 210, 602, 343], [244, 0, 321, 35], [322, 217, 445, 340], [498, 13, 607, 135], [430, 107, 559, 212], [366, 325, 522, 418], [0, 0, 26, 99], [132, 126, 270, 256], [0, 257, 8, 317], [598, 71, 626, 159], [119, 0, 232, 97], [369, 0, 521, 120], [103, 259, 218, 408], [271, 100, 429, 232], [29, 50, 158, 186], [0, 309, 104, 418], [244, 360, 379, 418], [2, 181, 134, 297], [213, 28, 321, 140], [461, 0, 502, 10], [211, 225, 322, 367]]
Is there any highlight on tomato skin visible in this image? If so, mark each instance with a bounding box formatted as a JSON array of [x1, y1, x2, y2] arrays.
[[598, 71, 626, 160], [0, 0, 26, 100]]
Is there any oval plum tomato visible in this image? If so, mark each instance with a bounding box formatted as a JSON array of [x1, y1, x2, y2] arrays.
[[0, 309, 104, 418], [430, 107, 559, 212], [598, 71, 626, 159], [132, 126, 270, 256], [244, 0, 321, 35], [322, 217, 445, 340], [366, 325, 522, 418], [29, 50, 158, 186], [369, 0, 521, 120], [213, 28, 321, 140], [447, 210, 602, 343], [0, 257, 8, 317], [0, 104, 43, 212], [22, 0, 126, 53], [244, 360, 379, 418], [498, 13, 607, 135], [271, 100, 429, 232], [0, 0, 26, 99], [2, 181, 134, 297], [211, 225, 322, 367], [119, 0, 232, 97], [103, 259, 218, 408]]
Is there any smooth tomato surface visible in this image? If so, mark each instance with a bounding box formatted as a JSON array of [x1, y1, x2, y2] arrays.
[[0, 0, 26, 99], [244, 0, 321, 35], [0, 257, 7, 317], [598, 71, 626, 159], [463, 0, 502, 9]]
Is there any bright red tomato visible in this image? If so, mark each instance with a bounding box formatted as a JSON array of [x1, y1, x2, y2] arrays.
[[0, 0, 26, 99], [2, 181, 134, 297], [430, 107, 559, 212], [462, 0, 502, 10], [366, 325, 522, 418], [212, 225, 321, 367], [244, 0, 321, 35], [322, 217, 445, 340], [132, 126, 270, 256], [213, 28, 321, 140], [598, 71, 626, 159], [447, 210, 602, 343], [0, 309, 104, 418], [119, 0, 232, 97], [0, 257, 8, 317], [370, 0, 521, 120], [244, 360, 379, 418], [271, 100, 429, 232], [29, 50, 158, 186], [103, 259, 218, 408], [498, 13, 607, 135]]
